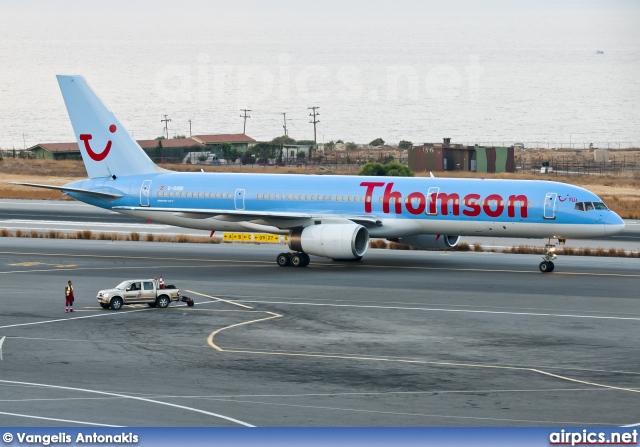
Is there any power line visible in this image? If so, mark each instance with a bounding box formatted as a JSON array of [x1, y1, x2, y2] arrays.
[[240, 109, 251, 134], [161, 115, 171, 139]]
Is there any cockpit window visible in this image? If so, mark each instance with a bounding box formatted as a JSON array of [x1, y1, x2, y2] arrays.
[[574, 201, 608, 211], [593, 202, 608, 210]]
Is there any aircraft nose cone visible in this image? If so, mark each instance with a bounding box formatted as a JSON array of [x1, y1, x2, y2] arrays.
[[604, 212, 625, 236]]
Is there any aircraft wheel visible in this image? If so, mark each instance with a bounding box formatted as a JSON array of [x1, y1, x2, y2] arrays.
[[277, 252, 291, 267], [300, 253, 310, 267], [547, 261, 555, 272], [539, 261, 553, 273], [291, 253, 309, 267]]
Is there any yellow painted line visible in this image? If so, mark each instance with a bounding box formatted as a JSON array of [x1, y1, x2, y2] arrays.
[[185, 290, 254, 310], [192, 287, 640, 397], [206, 312, 282, 352]]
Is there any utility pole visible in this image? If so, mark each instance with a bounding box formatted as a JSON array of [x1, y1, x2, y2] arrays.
[[308, 106, 320, 145], [188, 119, 192, 137], [308, 106, 320, 161], [161, 115, 171, 139], [240, 109, 251, 134], [281, 112, 288, 136]]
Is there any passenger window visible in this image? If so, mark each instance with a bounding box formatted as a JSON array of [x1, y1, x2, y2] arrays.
[[288, 194, 292, 200], [228, 193, 232, 199], [143, 282, 154, 290], [574, 202, 584, 211], [310, 195, 315, 200], [215, 192, 220, 198]]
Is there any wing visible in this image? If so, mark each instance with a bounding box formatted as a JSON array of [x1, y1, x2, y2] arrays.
[[111, 205, 383, 230]]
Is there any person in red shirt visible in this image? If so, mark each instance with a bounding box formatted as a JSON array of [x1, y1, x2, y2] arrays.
[[65, 280, 75, 313]]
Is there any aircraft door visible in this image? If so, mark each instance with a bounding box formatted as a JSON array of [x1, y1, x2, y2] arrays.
[[426, 187, 439, 215], [543, 192, 557, 220], [235, 188, 245, 210], [140, 180, 152, 207]]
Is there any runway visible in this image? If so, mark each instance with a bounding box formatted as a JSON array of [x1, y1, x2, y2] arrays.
[[0, 238, 639, 427], [0, 199, 638, 251]]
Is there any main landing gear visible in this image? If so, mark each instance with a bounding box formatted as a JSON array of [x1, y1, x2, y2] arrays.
[[539, 239, 558, 273], [277, 252, 310, 267]]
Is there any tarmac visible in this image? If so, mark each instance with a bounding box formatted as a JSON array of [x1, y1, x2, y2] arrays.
[[0, 238, 639, 427]]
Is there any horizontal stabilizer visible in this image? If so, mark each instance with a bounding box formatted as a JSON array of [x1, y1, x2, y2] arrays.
[[9, 182, 123, 199]]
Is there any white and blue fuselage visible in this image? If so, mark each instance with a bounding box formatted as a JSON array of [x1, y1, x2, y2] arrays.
[[14, 75, 625, 271]]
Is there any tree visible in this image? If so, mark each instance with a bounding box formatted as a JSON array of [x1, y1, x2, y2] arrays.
[[271, 135, 296, 145], [335, 139, 344, 144], [324, 140, 336, 151], [358, 161, 414, 177], [346, 142, 358, 151], [399, 140, 412, 149], [220, 142, 233, 159], [156, 139, 163, 162], [295, 139, 315, 146], [173, 134, 186, 139], [369, 138, 385, 147]]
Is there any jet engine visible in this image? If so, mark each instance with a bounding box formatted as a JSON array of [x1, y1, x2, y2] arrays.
[[289, 224, 369, 260], [396, 234, 460, 250]]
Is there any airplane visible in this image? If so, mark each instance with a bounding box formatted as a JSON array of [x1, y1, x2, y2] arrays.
[[13, 75, 625, 272]]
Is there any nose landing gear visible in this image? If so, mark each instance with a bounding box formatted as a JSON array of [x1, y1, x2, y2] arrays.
[[539, 240, 557, 273]]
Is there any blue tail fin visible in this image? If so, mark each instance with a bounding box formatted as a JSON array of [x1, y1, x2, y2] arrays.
[[57, 75, 164, 179]]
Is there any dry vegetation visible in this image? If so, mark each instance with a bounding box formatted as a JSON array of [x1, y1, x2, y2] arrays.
[[0, 228, 221, 244], [1, 158, 638, 218], [367, 239, 639, 258]]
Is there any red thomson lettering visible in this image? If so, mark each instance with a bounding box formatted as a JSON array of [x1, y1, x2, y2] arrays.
[[483, 193, 504, 218], [437, 192, 460, 216], [406, 192, 426, 215], [360, 181, 385, 213], [360, 182, 528, 220], [462, 193, 481, 217], [508, 194, 528, 218], [383, 183, 402, 214]]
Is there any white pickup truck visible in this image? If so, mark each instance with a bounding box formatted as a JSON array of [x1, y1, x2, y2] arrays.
[[96, 279, 180, 310]]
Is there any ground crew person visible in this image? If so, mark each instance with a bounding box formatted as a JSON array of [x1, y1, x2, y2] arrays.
[[65, 280, 74, 313]]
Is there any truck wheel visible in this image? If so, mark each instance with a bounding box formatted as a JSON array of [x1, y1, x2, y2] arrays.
[[148, 303, 157, 308], [110, 297, 123, 310], [100, 303, 110, 309], [156, 295, 170, 308]]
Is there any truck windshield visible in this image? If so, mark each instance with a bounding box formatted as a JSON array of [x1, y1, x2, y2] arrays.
[[115, 281, 131, 290]]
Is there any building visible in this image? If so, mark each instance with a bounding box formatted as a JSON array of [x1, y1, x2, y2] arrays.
[[409, 138, 514, 173], [192, 134, 256, 153], [282, 144, 311, 162], [29, 142, 82, 160], [28, 134, 256, 163]]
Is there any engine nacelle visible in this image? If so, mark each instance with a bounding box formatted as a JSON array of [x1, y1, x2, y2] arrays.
[[396, 234, 460, 250], [289, 224, 369, 260]]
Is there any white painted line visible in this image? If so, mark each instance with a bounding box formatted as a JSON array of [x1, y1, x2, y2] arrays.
[[236, 299, 640, 322], [0, 308, 152, 330], [0, 379, 254, 427], [0, 336, 4, 360], [0, 410, 121, 427]]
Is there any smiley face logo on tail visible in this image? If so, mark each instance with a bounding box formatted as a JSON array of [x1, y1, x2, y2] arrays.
[[79, 124, 116, 161]]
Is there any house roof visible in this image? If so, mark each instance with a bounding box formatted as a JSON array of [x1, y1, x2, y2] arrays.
[[192, 134, 256, 144], [136, 138, 203, 149], [29, 142, 80, 153]]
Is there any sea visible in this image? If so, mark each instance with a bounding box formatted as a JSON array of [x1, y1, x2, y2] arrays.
[[0, 0, 638, 149]]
